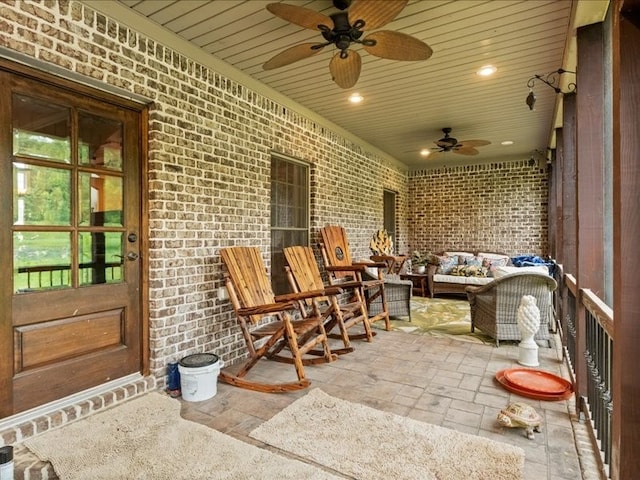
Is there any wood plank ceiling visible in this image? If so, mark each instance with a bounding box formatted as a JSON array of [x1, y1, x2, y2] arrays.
[[113, 0, 593, 170]]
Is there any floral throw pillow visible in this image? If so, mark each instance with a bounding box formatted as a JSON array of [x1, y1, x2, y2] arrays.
[[436, 255, 458, 274], [465, 256, 483, 267], [450, 265, 489, 277], [480, 252, 510, 266], [445, 252, 474, 265]]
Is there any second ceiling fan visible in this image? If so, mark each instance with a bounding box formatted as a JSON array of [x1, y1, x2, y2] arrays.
[[425, 128, 491, 159], [263, 0, 433, 89]]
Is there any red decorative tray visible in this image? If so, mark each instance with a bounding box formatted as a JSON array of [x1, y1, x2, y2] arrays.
[[496, 369, 574, 401], [503, 368, 571, 394]]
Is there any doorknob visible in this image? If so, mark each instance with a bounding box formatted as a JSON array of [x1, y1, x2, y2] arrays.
[[127, 252, 139, 261]]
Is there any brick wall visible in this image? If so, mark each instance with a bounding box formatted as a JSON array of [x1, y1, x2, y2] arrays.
[[1, 0, 547, 411], [1, 1, 409, 385], [408, 161, 549, 256]]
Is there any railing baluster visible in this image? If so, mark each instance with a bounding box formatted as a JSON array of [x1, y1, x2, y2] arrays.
[[582, 289, 613, 478], [558, 269, 612, 479], [16, 262, 123, 291]]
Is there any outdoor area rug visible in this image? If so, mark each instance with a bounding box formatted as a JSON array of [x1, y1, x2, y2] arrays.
[[24, 392, 341, 480], [250, 388, 525, 480], [376, 296, 495, 344]]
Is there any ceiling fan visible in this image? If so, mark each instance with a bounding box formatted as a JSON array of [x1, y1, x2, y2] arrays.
[[262, 0, 433, 89], [424, 128, 491, 158]]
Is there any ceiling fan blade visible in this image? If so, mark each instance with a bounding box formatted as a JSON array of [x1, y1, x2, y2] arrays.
[[266, 3, 333, 30], [459, 139, 491, 147], [329, 50, 361, 89], [363, 31, 433, 61], [426, 151, 443, 160], [349, 0, 408, 31], [263, 43, 324, 70], [454, 147, 480, 156]]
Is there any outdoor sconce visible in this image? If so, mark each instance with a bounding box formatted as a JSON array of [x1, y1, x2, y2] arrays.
[[526, 68, 576, 110]]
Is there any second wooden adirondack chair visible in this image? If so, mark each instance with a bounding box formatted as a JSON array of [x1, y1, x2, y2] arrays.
[[283, 245, 375, 355]]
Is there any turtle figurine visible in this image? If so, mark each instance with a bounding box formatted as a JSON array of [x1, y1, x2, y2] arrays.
[[497, 402, 542, 440]]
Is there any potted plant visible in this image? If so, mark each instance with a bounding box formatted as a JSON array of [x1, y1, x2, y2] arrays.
[[411, 251, 429, 274]]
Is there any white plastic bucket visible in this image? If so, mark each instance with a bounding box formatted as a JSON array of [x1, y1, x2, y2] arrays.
[[178, 353, 224, 402]]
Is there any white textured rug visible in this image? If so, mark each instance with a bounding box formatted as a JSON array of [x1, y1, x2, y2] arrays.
[[250, 388, 525, 480], [24, 392, 340, 480]]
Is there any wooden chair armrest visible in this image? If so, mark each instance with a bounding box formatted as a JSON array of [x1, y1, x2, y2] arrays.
[[275, 287, 343, 303], [354, 261, 387, 268], [321, 286, 343, 296], [326, 265, 366, 272], [238, 302, 295, 316], [370, 254, 407, 275], [370, 254, 406, 262]]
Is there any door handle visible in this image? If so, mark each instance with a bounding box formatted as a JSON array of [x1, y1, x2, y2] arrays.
[[127, 252, 139, 261]]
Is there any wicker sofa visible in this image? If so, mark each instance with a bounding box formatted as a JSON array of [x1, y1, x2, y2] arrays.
[[465, 271, 557, 346], [426, 251, 511, 297]]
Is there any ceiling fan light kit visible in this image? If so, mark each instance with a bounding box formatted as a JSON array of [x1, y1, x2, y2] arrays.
[[263, 0, 432, 89]]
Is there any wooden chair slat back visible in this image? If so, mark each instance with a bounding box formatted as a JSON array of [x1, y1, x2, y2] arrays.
[[284, 246, 326, 300], [221, 247, 276, 309], [320, 225, 353, 280]]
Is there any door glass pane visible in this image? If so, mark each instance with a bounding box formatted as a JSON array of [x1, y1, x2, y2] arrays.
[[13, 164, 71, 226], [13, 232, 71, 292], [12, 94, 70, 163], [78, 172, 123, 227], [78, 232, 124, 285], [78, 112, 123, 171]]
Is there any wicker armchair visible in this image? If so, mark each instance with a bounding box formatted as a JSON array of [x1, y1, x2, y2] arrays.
[[363, 270, 413, 320], [465, 271, 557, 346]]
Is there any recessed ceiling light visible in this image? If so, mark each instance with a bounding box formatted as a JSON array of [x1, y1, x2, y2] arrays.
[[501, 140, 514, 146], [477, 65, 497, 76], [349, 93, 363, 103], [420, 149, 431, 156]]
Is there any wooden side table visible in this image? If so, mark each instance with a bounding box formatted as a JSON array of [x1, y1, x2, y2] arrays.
[[400, 273, 430, 297], [370, 255, 407, 275]]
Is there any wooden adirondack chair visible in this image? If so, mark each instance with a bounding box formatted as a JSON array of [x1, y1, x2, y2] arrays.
[[283, 245, 375, 355], [220, 246, 338, 393], [319, 225, 391, 331]]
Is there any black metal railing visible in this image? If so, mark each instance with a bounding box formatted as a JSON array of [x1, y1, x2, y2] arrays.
[[17, 262, 123, 290], [583, 289, 613, 470], [556, 265, 613, 479]]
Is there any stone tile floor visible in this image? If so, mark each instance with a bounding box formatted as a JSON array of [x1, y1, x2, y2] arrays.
[[13, 328, 605, 479], [180, 328, 605, 480]]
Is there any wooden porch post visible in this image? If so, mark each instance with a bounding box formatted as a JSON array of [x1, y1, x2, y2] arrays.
[[611, 0, 640, 478]]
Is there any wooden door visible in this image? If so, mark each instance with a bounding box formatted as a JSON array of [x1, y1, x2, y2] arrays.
[[0, 67, 144, 417]]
